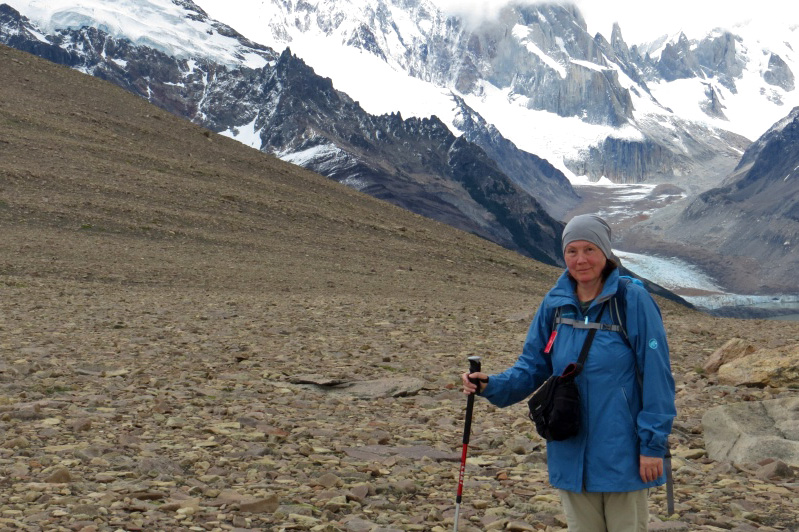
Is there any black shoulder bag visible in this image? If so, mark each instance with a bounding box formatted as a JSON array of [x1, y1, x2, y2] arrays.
[[527, 301, 607, 441]]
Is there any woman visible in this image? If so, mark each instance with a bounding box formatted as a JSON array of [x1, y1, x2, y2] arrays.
[[462, 214, 676, 532]]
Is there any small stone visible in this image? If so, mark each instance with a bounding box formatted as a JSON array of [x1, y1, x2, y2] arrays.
[[158, 502, 183, 512], [44, 467, 72, 483], [72, 504, 99, 517], [391, 479, 417, 494], [323, 495, 348, 511], [289, 514, 320, 526], [346, 484, 370, 502], [314, 472, 342, 488], [341, 517, 380, 532], [5, 436, 29, 449], [10, 463, 30, 478], [756, 460, 795, 481], [130, 491, 166, 501], [238, 494, 279, 513], [215, 489, 246, 503], [70, 418, 93, 432], [674, 448, 706, 460]]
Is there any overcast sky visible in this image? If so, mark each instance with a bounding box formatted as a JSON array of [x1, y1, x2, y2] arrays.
[[431, 0, 799, 44]]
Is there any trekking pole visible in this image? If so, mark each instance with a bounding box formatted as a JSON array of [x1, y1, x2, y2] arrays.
[[665, 448, 675, 515], [454, 355, 481, 532]]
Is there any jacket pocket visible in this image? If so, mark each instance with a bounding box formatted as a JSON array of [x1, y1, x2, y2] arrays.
[[620, 387, 638, 437]]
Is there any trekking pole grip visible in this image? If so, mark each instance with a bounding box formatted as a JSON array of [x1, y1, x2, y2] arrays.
[[468, 356, 481, 384], [462, 356, 481, 443]]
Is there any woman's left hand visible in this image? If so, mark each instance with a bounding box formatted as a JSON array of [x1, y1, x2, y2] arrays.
[[639, 455, 663, 483]]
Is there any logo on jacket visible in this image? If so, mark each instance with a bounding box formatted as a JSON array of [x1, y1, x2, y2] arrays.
[[648, 339, 659, 350]]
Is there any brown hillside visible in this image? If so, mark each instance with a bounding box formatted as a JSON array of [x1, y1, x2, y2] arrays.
[[2, 44, 798, 530], [0, 43, 552, 298]]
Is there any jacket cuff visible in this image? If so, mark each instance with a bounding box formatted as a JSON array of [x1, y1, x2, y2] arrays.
[[640, 443, 667, 457]]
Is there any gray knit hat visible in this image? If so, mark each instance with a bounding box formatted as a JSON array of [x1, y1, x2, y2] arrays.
[[561, 214, 617, 263]]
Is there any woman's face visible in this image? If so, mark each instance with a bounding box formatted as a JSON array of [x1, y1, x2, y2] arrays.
[[564, 240, 608, 286]]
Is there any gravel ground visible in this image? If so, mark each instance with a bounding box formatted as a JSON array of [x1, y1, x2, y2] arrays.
[[1, 44, 798, 532]]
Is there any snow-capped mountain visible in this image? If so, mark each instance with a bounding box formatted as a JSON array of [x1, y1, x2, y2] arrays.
[[2, 0, 798, 293], [640, 25, 797, 136], [193, 0, 797, 185]]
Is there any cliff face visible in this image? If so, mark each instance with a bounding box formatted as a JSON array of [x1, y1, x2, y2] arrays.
[[764, 53, 795, 92], [566, 137, 674, 184], [229, 0, 755, 185]]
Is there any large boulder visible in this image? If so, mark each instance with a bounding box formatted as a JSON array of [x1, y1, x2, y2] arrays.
[[717, 344, 799, 387], [703, 338, 755, 374], [702, 397, 799, 466]]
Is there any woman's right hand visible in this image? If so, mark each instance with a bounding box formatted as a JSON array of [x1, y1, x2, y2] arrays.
[[461, 371, 489, 395]]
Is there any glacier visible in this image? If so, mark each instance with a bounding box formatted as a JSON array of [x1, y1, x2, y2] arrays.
[[8, 0, 271, 68], [616, 250, 799, 316]]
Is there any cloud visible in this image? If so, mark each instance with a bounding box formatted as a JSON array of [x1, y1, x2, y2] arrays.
[[428, 0, 799, 45], [581, 0, 799, 44], [429, 0, 517, 26]]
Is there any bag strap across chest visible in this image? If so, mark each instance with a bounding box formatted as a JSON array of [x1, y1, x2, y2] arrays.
[[566, 300, 609, 377]]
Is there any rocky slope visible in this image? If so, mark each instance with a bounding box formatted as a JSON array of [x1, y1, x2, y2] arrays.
[[2, 45, 799, 532], [624, 107, 799, 294], [0, 2, 570, 267]]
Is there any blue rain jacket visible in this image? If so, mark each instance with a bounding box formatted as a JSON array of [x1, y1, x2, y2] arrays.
[[482, 269, 676, 493]]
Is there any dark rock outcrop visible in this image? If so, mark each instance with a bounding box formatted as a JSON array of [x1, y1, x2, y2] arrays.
[[764, 53, 795, 92], [451, 95, 580, 219], [255, 50, 565, 264]]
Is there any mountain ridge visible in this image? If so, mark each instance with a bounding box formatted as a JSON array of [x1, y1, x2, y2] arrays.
[[206, 0, 767, 182], [3, 0, 798, 296], [622, 107, 799, 294], [0, 2, 569, 267]]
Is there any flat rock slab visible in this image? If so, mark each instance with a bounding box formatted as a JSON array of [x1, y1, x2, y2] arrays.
[[717, 344, 799, 387], [288, 374, 349, 386], [702, 396, 799, 466], [322, 377, 426, 399], [287, 375, 426, 399], [343, 445, 459, 462]]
